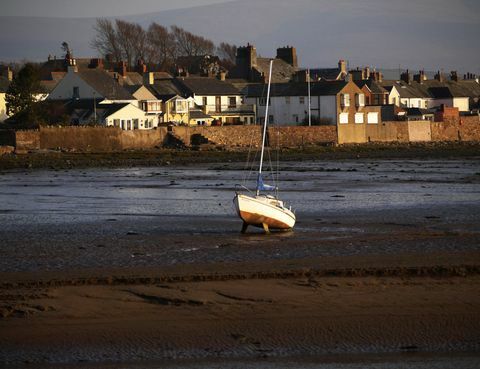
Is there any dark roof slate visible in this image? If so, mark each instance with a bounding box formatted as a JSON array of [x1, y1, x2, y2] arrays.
[[309, 68, 342, 81], [246, 80, 347, 97], [77, 70, 134, 100], [255, 58, 296, 83], [176, 77, 241, 96], [189, 110, 213, 119], [147, 80, 184, 101]]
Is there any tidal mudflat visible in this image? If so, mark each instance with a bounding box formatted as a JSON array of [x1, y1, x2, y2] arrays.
[[0, 158, 479, 367]]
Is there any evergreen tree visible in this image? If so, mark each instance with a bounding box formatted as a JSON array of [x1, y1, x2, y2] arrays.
[[5, 63, 42, 124]]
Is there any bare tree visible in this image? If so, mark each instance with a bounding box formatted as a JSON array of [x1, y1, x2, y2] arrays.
[[115, 20, 138, 67], [171, 25, 215, 57], [146, 23, 176, 70], [217, 42, 237, 64], [91, 18, 122, 63]]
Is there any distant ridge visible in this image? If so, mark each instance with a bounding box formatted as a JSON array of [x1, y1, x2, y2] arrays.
[[0, 0, 478, 73]]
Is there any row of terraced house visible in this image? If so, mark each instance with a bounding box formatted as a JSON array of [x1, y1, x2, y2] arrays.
[[1, 44, 479, 142]]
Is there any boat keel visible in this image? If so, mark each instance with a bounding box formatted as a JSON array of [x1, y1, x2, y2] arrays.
[[262, 223, 270, 234]]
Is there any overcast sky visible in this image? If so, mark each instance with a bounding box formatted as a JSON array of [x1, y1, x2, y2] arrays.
[[2, 0, 233, 17]]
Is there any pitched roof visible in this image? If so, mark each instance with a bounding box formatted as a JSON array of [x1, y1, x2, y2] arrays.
[[176, 77, 241, 96], [355, 79, 388, 94], [246, 80, 348, 97], [380, 79, 480, 100], [309, 68, 342, 81], [106, 71, 144, 86], [64, 99, 132, 121], [147, 79, 184, 101], [189, 110, 213, 119], [77, 70, 134, 100], [380, 80, 430, 99], [255, 58, 296, 83]]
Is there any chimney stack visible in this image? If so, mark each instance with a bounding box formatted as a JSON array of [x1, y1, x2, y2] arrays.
[[414, 70, 426, 84], [118, 61, 127, 78], [434, 70, 444, 82], [349, 68, 363, 82], [276, 46, 298, 69], [218, 71, 226, 81], [136, 59, 147, 74], [370, 71, 383, 82], [143, 72, 155, 85], [450, 71, 458, 82], [338, 59, 347, 74], [401, 70, 411, 84], [2, 66, 13, 81], [89, 58, 104, 69]]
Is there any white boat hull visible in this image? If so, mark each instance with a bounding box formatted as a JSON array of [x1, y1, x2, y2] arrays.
[[234, 194, 296, 230]]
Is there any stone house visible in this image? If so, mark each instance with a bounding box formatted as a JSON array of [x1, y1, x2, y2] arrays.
[[229, 44, 297, 83]]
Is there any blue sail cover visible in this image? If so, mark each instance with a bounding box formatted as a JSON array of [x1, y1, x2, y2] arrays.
[[257, 174, 277, 192]]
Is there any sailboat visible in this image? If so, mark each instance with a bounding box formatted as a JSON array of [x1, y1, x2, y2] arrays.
[[233, 60, 296, 234]]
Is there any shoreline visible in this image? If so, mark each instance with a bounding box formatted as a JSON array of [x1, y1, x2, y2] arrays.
[[0, 141, 479, 170], [1, 252, 479, 365]]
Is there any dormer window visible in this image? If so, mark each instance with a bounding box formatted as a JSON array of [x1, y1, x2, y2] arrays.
[[355, 93, 365, 107], [340, 93, 350, 108]]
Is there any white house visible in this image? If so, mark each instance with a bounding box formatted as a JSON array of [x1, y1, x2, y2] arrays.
[[48, 66, 136, 104], [66, 100, 152, 130], [245, 80, 365, 126], [0, 77, 9, 122], [176, 77, 256, 125]]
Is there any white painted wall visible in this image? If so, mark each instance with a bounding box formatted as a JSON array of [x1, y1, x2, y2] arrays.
[[453, 97, 469, 111], [427, 97, 469, 111], [246, 94, 338, 126], [388, 86, 401, 106], [193, 95, 243, 113], [400, 97, 428, 109], [48, 70, 100, 100], [0, 93, 7, 122], [104, 104, 152, 130]]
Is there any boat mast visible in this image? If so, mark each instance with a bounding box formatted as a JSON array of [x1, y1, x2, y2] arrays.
[[308, 69, 312, 127], [257, 59, 274, 196]]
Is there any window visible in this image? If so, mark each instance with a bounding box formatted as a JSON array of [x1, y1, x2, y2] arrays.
[[133, 119, 139, 129], [203, 97, 208, 106], [175, 100, 188, 113], [355, 113, 364, 124], [73, 86, 79, 99], [299, 96, 305, 104], [339, 113, 349, 124], [367, 112, 379, 124], [269, 115, 274, 124], [340, 93, 350, 108], [121, 120, 125, 130], [147, 101, 161, 112], [229, 97, 237, 108], [113, 119, 120, 127], [293, 114, 299, 123], [355, 93, 365, 107], [285, 96, 290, 104]]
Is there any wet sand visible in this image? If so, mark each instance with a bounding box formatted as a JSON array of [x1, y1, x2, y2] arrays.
[[0, 157, 479, 366], [1, 253, 480, 366]]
